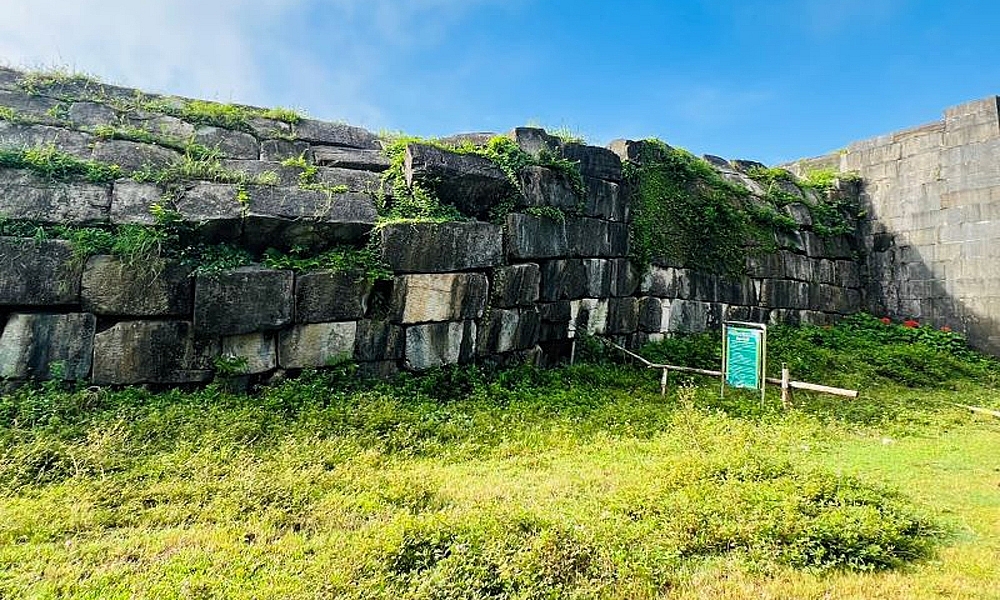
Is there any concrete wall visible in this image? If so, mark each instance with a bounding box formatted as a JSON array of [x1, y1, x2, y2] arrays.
[[787, 96, 1000, 353]]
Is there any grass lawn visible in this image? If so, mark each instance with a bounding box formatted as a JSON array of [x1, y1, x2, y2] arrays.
[[1, 317, 999, 599]]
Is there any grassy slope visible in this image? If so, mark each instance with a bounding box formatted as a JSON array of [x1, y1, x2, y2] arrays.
[[1, 321, 999, 599]]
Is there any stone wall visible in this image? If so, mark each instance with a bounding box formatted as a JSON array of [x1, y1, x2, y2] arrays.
[[0, 67, 865, 385], [786, 96, 1000, 354]]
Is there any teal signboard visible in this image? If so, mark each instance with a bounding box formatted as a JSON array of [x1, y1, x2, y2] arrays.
[[722, 322, 767, 399]]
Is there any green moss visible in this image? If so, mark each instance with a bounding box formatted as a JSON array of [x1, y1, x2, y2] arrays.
[[0, 144, 120, 183], [624, 141, 753, 275]]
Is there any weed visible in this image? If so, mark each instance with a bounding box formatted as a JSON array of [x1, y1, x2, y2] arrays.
[[0, 144, 120, 183]]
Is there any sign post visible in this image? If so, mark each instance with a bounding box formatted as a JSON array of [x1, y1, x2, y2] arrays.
[[721, 321, 767, 402]]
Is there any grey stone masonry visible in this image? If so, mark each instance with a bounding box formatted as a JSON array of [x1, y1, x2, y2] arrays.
[[0, 238, 81, 305], [0, 313, 95, 380], [404, 320, 477, 371], [194, 267, 294, 337], [92, 321, 216, 385], [279, 322, 357, 369], [380, 221, 503, 273], [243, 187, 377, 250], [82, 255, 193, 316], [404, 143, 514, 220], [391, 273, 489, 324], [492, 263, 541, 308], [0, 169, 110, 224], [295, 271, 372, 323]]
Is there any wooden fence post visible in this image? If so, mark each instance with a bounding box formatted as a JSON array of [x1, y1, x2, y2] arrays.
[[781, 363, 791, 409]]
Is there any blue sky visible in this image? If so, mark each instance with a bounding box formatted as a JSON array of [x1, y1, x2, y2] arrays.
[[1, 0, 997, 164]]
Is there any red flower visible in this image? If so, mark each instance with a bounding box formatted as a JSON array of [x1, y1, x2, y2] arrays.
[[903, 319, 919, 329], [940, 325, 952, 333], [879, 317, 892, 325]]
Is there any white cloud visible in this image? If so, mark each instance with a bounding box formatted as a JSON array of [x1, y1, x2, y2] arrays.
[[0, 0, 496, 128]]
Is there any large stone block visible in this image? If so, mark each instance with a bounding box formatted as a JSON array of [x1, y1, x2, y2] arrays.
[[243, 186, 376, 250], [569, 298, 609, 336], [0, 123, 93, 159], [91, 140, 181, 173], [404, 320, 477, 371], [355, 320, 404, 362], [194, 267, 294, 337], [175, 182, 244, 240], [92, 320, 216, 385], [540, 259, 588, 301], [294, 119, 380, 149], [278, 322, 357, 369], [0, 169, 110, 224], [760, 279, 811, 310], [506, 213, 568, 260], [0, 313, 95, 380], [312, 146, 390, 172], [478, 308, 541, 354], [193, 126, 259, 160], [109, 180, 162, 225], [566, 218, 628, 257], [561, 143, 623, 182], [637, 297, 666, 333], [260, 139, 310, 162], [518, 166, 580, 210], [295, 271, 372, 323], [404, 143, 514, 219], [220, 332, 277, 374], [391, 273, 489, 324], [0, 238, 81, 305], [380, 221, 503, 273], [492, 263, 540, 308], [582, 177, 626, 222], [81, 255, 193, 316], [665, 300, 717, 334], [606, 297, 639, 334]]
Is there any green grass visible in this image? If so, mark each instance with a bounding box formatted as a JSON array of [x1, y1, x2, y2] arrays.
[[1, 320, 999, 598]]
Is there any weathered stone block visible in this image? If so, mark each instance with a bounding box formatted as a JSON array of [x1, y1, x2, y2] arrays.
[[607, 139, 672, 165], [782, 252, 815, 281], [540, 259, 588, 301], [261, 139, 310, 162], [380, 221, 503, 272], [176, 182, 244, 240], [582, 177, 626, 221], [220, 332, 276, 374], [0, 123, 93, 159], [567, 218, 627, 257], [665, 300, 714, 334], [404, 143, 514, 219], [0, 238, 81, 305], [278, 322, 357, 369], [312, 146, 390, 172], [194, 267, 294, 337], [0, 90, 63, 121], [519, 166, 580, 210], [294, 119, 379, 149], [717, 276, 757, 305], [784, 202, 813, 226], [91, 139, 181, 172], [194, 126, 259, 160], [508, 127, 561, 156], [0, 313, 95, 380], [0, 168, 110, 224], [478, 308, 541, 354], [570, 298, 609, 336], [561, 143, 623, 182], [492, 263, 540, 307], [641, 266, 681, 297], [92, 320, 215, 385], [295, 271, 372, 323], [391, 273, 489, 324], [506, 213, 568, 260], [243, 187, 377, 249], [67, 101, 117, 127], [404, 321, 477, 371], [82, 255, 193, 316], [315, 166, 384, 194], [355, 320, 404, 362], [606, 297, 638, 334], [760, 279, 811, 310], [247, 117, 292, 140], [125, 112, 196, 140], [638, 297, 664, 333], [109, 180, 161, 225]]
